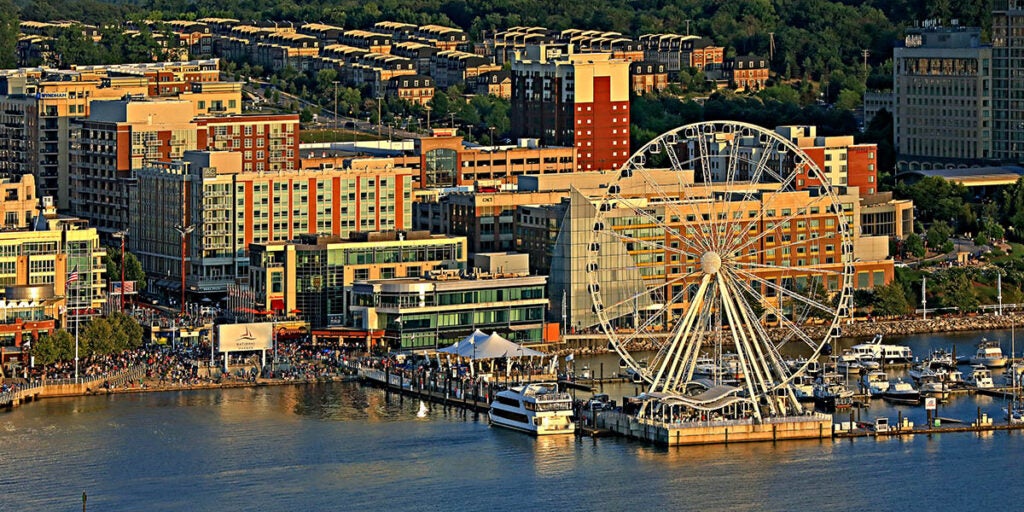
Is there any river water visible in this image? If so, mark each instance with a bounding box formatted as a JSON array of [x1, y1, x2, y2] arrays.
[[4, 329, 1024, 511]]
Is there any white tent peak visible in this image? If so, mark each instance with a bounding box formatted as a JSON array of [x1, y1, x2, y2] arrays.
[[437, 330, 547, 360]]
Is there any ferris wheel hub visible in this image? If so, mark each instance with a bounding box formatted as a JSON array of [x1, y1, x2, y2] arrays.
[[701, 251, 722, 274]]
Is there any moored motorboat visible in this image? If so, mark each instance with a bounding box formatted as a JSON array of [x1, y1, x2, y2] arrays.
[[966, 365, 995, 389], [813, 372, 854, 411], [918, 375, 951, 401], [488, 383, 575, 435], [968, 339, 1009, 368], [861, 370, 889, 397], [882, 379, 921, 404]]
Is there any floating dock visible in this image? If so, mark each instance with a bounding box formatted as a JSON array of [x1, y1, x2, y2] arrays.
[[591, 411, 833, 446]]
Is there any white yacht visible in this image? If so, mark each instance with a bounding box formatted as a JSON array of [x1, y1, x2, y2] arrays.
[[488, 383, 575, 436], [966, 365, 995, 389], [969, 339, 1009, 368], [850, 334, 913, 364], [861, 370, 890, 397], [694, 357, 725, 379]]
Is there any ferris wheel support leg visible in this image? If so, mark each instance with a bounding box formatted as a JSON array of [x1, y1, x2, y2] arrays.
[[654, 274, 711, 393], [716, 273, 768, 421]]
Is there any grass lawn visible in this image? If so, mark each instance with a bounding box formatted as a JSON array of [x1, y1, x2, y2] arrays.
[[300, 129, 383, 143]]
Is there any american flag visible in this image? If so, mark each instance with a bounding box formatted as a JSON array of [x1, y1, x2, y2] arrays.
[[67, 265, 79, 284], [112, 281, 136, 294]]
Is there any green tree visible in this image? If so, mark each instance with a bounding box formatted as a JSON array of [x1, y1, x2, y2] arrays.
[[31, 329, 74, 365], [872, 283, 912, 317], [82, 317, 115, 356], [835, 88, 861, 111], [927, 220, 953, 253], [107, 311, 143, 350], [940, 272, 978, 313], [904, 233, 926, 258], [0, 0, 17, 68], [105, 249, 146, 291]]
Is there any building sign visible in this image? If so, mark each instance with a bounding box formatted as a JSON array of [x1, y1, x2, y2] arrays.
[[36, 92, 68, 99], [218, 322, 273, 352]]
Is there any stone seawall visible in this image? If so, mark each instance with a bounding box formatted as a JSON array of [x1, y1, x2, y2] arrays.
[[552, 313, 1024, 356]]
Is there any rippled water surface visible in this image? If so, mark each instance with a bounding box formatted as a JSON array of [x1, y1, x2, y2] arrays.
[[5, 329, 1024, 511]]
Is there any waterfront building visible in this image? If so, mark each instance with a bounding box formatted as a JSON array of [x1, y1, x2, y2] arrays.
[[893, 26, 993, 170], [510, 44, 631, 172], [413, 189, 573, 254], [247, 231, 467, 327], [130, 151, 413, 298], [349, 252, 549, 350], [993, 1, 1024, 163], [514, 171, 896, 329]]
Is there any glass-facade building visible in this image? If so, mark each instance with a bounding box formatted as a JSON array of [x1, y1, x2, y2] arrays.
[[350, 274, 548, 351], [249, 232, 467, 327]]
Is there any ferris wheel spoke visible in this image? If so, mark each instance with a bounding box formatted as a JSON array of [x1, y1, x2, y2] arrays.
[[629, 166, 716, 255], [730, 266, 835, 317], [724, 267, 821, 354], [729, 260, 847, 276], [603, 194, 710, 256], [724, 275, 792, 381]]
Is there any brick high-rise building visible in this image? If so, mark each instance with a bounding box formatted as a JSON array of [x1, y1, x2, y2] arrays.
[[510, 45, 631, 172]]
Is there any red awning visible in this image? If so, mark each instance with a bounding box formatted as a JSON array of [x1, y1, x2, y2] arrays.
[[271, 299, 284, 311]]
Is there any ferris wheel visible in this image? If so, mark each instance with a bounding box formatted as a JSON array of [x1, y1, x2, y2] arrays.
[[585, 121, 854, 417]]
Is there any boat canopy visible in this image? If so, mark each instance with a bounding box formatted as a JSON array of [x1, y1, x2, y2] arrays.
[[436, 329, 548, 360]]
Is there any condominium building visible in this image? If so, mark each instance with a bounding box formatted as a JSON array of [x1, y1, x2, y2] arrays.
[[0, 59, 230, 209], [893, 26, 993, 170], [130, 151, 414, 298], [511, 44, 631, 172], [993, 1, 1024, 162], [70, 98, 298, 239], [247, 231, 467, 327]]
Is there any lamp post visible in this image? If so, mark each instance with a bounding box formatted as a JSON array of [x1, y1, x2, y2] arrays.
[[173, 224, 194, 316], [488, 125, 496, 146], [112, 229, 128, 312], [332, 80, 340, 131]]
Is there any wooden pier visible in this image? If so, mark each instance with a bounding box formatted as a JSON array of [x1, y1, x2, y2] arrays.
[[358, 367, 494, 413]]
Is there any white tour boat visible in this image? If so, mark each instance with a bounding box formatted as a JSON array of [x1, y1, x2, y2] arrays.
[[488, 383, 576, 435]]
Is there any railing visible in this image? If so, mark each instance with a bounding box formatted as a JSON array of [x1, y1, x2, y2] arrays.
[[0, 381, 42, 407]]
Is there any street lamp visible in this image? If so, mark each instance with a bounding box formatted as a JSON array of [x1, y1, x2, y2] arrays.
[[332, 80, 340, 131], [173, 224, 194, 316], [112, 229, 128, 312]]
